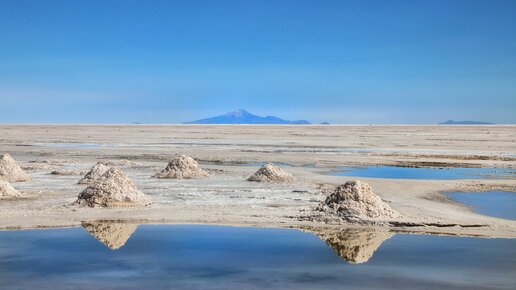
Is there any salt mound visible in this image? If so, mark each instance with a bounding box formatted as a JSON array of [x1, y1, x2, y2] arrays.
[[0, 154, 31, 182], [154, 154, 208, 179], [247, 163, 294, 182], [322, 180, 400, 224], [78, 162, 111, 184], [82, 221, 138, 250], [0, 180, 25, 199], [75, 167, 151, 207], [313, 227, 393, 264]]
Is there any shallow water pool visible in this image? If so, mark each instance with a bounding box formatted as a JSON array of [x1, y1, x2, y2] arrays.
[[445, 191, 516, 220], [0, 224, 514, 290], [327, 166, 515, 180]]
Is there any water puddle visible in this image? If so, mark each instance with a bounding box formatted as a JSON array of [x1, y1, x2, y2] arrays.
[[0, 223, 514, 289], [445, 191, 516, 220], [327, 166, 515, 180]]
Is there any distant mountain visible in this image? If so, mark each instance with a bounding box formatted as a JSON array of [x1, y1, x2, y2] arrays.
[[439, 120, 495, 125], [183, 109, 311, 124]]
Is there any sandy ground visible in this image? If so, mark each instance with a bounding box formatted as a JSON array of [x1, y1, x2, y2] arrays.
[[0, 125, 515, 237]]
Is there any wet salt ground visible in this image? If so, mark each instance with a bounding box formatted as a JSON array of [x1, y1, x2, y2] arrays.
[[14, 161, 516, 223], [243, 162, 316, 168], [0, 225, 514, 290], [445, 191, 516, 220], [328, 166, 515, 180], [12, 161, 315, 211], [34, 142, 515, 158]]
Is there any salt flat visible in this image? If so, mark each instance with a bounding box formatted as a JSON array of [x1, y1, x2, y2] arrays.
[[0, 125, 515, 237]]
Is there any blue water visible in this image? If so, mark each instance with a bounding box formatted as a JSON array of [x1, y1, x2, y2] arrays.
[[0, 225, 514, 290], [328, 166, 515, 180], [445, 191, 516, 220]]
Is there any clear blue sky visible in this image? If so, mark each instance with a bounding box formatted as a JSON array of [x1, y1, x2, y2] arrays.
[[1, 0, 515, 124]]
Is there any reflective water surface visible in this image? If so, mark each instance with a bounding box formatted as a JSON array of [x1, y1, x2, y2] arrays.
[[445, 191, 516, 220], [327, 166, 515, 180], [0, 224, 514, 290]]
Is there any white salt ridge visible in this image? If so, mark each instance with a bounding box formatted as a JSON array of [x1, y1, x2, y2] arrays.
[[0, 180, 25, 199], [247, 163, 294, 182], [75, 167, 152, 208], [154, 154, 208, 179], [78, 163, 111, 185], [320, 180, 400, 224], [0, 154, 31, 182]]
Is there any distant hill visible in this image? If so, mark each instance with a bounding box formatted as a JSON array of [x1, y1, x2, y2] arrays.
[[183, 109, 311, 124], [439, 120, 495, 125]]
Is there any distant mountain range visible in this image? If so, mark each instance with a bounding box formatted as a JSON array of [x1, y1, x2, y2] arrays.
[[183, 109, 311, 124], [439, 120, 495, 125]]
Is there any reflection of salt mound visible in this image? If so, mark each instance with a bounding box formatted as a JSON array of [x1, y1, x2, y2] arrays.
[[78, 163, 111, 184], [154, 154, 207, 179], [314, 227, 393, 264], [247, 163, 294, 182], [0, 154, 31, 182], [75, 167, 152, 207], [322, 180, 400, 224], [82, 221, 138, 250], [0, 180, 25, 199]]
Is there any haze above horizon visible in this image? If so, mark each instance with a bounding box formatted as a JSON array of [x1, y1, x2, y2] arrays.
[[1, 0, 515, 124]]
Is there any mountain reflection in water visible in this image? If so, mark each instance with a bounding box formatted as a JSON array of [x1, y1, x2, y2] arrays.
[[1, 224, 514, 290], [82, 221, 138, 250], [311, 227, 393, 264], [82, 221, 391, 264]]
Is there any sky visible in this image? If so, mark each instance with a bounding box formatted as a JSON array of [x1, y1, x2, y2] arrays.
[[0, 0, 515, 124]]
